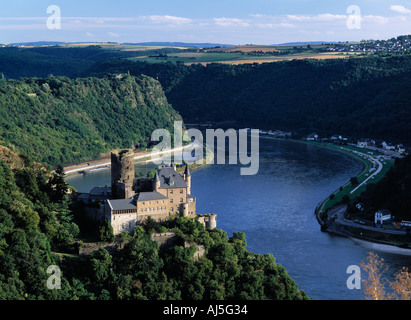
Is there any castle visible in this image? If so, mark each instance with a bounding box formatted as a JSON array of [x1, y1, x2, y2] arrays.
[[80, 149, 216, 235]]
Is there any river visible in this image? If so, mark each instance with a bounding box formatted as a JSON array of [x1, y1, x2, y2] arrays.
[[65, 137, 411, 300]]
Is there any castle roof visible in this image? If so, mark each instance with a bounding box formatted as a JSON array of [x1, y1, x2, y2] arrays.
[[90, 186, 111, 196], [107, 198, 136, 211], [184, 164, 190, 177], [134, 191, 168, 202], [154, 172, 160, 182], [158, 166, 187, 189], [107, 191, 169, 211]]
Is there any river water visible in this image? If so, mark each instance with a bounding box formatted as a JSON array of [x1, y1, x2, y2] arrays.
[[65, 137, 411, 300]]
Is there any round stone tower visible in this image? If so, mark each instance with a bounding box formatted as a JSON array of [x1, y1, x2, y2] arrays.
[[111, 149, 135, 199], [207, 214, 217, 230], [184, 164, 191, 195]]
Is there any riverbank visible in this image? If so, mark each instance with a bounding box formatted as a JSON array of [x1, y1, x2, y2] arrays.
[[260, 136, 381, 211], [64, 141, 214, 178], [294, 139, 411, 254], [63, 142, 197, 176], [259, 135, 410, 252]]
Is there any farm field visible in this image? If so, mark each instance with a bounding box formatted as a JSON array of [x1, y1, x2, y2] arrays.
[[12, 41, 367, 65], [128, 49, 361, 65]]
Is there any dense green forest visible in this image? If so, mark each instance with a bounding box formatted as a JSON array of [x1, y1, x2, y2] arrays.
[[0, 151, 81, 299], [348, 155, 411, 221], [0, 73, 181, 167], [1, 45, 410, 144], [0, 46, 187, 79], [71, 216, 308, 300], [84, 54, 411, 144], [0, 149, 308, 300]]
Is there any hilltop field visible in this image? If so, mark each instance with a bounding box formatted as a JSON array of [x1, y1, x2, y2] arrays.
[[126, 43, 361, 65], [6, 42, 362, 67]]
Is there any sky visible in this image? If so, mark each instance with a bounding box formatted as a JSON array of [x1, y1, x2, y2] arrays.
[[1, 0, 411, 44]]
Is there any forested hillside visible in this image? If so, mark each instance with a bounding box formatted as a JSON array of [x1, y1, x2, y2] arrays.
[[0, 47, 93, 79], [2, 45, 410, 144], [0, 46, 187, 79], [350, 155, 411, 221], [85, 54, 411, 144], [0, 74, 182, 167], [0, 149, 81, 299], [0, 147, 308, 300]]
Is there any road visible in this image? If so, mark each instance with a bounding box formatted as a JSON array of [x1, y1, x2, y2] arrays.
[[64, 142, 195, 175], [350, 153, 383, 194], [327, 205, 406, 236]]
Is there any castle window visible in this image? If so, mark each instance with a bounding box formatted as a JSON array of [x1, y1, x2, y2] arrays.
[[142, 202, 145, 205], [170, 190, 173, 194], [140, 209, 143, 212], [144, 208, 147, 212], [148, 201, 151, 205], [156, 201, 158, 204], [171, 207, 174, 212], [162, 200, 164, 203], [170, 199, 173, 203], [180, 189, 183, 194], [180, 198, 183, 203]]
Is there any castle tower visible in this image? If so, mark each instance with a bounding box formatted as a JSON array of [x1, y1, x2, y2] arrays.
[[208, 214, 217, 230], [181, 203, 189, 217], [153, 172, 160, 192], [184, 164, 191, 195], [111, 149, 135, 199]]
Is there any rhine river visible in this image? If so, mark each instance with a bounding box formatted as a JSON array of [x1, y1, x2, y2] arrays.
[[66, 137, 411, 300]]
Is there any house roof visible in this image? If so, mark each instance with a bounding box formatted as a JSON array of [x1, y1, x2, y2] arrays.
[[376, 209, 391, 215], [158, 166, 187, 189]]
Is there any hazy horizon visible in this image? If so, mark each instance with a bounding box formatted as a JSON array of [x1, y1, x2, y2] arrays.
[[2, 0, 411, 45]]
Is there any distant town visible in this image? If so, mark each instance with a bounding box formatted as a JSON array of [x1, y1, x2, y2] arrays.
[[323, 35, 411, 53], [258, 129, 407, 158]]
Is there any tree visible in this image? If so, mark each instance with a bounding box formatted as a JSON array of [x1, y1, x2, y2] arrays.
[[389, 267, 411, 300], [360, 251, 389, 300], [99, 220, 114, 242], [342, 195, 350, 204], [360, 251, 411, 300], [47, 166, 68, 202], [89, 248, 115, 285], [350, 176, 359, 186]]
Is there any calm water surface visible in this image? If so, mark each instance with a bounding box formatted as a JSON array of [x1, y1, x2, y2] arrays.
[[66, 138, 411, 300]]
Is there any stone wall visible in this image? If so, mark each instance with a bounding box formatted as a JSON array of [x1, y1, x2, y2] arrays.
[[110, 212, 139, 235], [78, 242, 118, 255], [184, 242, 206, 260], [151, 232, 176, 248]]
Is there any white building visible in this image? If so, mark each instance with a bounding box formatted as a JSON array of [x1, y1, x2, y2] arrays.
[[375, 209, 391, 225], [306, 133, 318, 141]]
